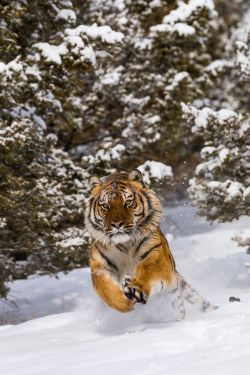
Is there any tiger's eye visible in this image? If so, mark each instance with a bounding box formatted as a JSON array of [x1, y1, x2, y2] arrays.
[[100, 203, 109, 210], [125, 200, 133, 208]]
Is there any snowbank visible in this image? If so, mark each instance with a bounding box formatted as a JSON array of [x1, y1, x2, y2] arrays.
[[0, 211, 250, 375]]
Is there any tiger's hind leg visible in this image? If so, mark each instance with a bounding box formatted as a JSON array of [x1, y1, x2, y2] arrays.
[[177, 272, 218, 312], [170, 277, 186, 321]]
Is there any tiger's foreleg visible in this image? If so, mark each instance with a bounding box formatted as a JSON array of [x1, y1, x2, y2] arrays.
[[122, 243, 174, 305], [90, 252, 135, 313]]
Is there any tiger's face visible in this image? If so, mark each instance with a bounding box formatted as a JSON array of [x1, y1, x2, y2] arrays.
[[85, 170, 162, 245]]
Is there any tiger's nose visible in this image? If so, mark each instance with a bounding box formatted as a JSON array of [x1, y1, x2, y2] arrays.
[[111, 221, 124, 229]]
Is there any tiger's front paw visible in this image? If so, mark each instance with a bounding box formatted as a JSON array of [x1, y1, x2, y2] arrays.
[[122, 276, 148, 305]]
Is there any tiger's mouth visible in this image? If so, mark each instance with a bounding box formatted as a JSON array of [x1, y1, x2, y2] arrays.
[[106, 228, 133, 237], [105, 226, 135, 241], [108, 232, 132, 244]]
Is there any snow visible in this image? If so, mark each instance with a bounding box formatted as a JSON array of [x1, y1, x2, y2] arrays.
[[79, 45, 96, 65], [150, 23, 195, 37], [204, 59, 233, 76], [165, 71, 189, 91], [32, 115, 47, 130], [34, 40, 96, 66], [0, 208, 250, 374], [150, 0, 161, 8], [0, 217, 7, 228], [232, 7, 250, 42], [0, 58, 23, 78], [224, 180, 243, 200], [218, 147, 229, 162], [82, 143, 126, 166], [138, 160, 173, 184], [200, 146, 216, 158], [65, 24, 124, 44], [34, 42, 68, 65], [243, 186, 250, 201], [65, 35, 85, 50], [58, 237, 85, 248], [145, 115, 161, 125], [163, 0, 216, 25], [193, 177, 246, 203], [173, 22, 195, 36], [239, 119, 250, 137], [217, 109, 238, 123], [33, 23, 123, 66], [122, 94, 150, 107], [101, 71, 121, 86], [25, 65, 41, 80], [236, 42, 250, 78], [182, 104, 239, 132], [55, 9, 76, 23], [134, 37, 152, 50], [96, 144, 125, 161]]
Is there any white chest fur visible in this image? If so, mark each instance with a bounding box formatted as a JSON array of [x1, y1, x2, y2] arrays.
[[106, 245, 137, 281]]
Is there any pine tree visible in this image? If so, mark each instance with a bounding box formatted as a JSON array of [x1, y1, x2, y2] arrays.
[[0, 0, 123, 297], [0, 0, 123, 144], [77, 0, 226, 182], [0, 118, 91, 297], [183, 105, 250, 221], [182, 33, 250, 254]]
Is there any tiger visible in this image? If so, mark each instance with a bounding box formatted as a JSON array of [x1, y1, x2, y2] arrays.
[[85, 169, 218, 318]]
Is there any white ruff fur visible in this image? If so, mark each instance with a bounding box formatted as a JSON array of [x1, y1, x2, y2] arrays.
[[85, 221, 135, 247], [110, 234, 131, 244]]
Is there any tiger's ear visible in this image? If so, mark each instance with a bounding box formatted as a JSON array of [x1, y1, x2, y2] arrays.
[[129, 169, 145, 187], [89, 176, 101, 189]]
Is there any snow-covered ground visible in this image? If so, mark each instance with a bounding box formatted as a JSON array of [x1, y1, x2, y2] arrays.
[[1, 206, 250, 375]]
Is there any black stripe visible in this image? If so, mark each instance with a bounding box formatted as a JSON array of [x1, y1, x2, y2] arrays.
[[117, 187, 127, 194], [93, 200, 102, 224], [95, 242, 102, 252], [140, 242, 161, 260], [88, 197, 94, 205], [137, 207, 161, 227], [116, 244, 127, 253], [137, 209, 154, 229], [93, 199, 101, 222], [135, 235, 149, 254], [137, 192, 145, 215], [163, 236, 176, 270], [95, 217, 103, 224], [88, 216, 103, 231], [98, 249, 119, 273], [160, 281, 164, 291], [87, 200, 103, 231], [168, 251, 176, 270], [88, 218, 103, 231], [141, 190, 152, 210], [133, 211, 144, 217], [117, 182, 130, 189]]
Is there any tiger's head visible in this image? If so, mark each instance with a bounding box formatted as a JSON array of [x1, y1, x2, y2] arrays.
[[85, 170, 162, 245]]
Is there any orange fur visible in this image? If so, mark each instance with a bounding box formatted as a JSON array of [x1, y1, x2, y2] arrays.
[[90, 251, 134, 312], [89, 230, 175, 312]]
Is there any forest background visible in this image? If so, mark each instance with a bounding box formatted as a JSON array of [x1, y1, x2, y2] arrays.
[[0, 0, 249, 299]]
